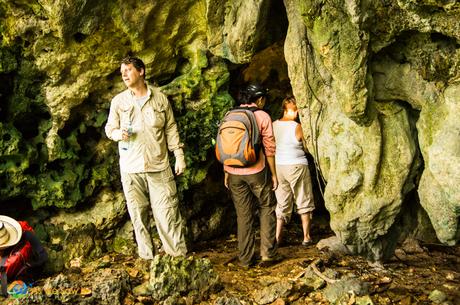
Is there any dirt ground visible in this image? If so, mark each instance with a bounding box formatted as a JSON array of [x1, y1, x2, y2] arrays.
[[192, 220, 460, 305], [2, 220, 458, 305]]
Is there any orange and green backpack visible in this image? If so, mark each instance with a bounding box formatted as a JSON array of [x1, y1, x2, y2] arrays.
[[215, 107, 261, 167]]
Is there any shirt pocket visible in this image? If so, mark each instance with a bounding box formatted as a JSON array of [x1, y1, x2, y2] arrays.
[[144, 106, 165, 128], [119, 105, 134, 128]]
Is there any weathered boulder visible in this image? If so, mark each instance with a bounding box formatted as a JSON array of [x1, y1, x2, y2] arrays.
[[322, 275, 370, 305], [18, 268, 131, 305], [141, 255, 221, 303], [252, 281, 293, 305], [40, 188, 127, 271], [206, 0, 286, 64]]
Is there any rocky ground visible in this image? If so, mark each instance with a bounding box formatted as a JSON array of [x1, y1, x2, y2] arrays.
[[1, 220, 459, 305], [197, 221, 460, 305]]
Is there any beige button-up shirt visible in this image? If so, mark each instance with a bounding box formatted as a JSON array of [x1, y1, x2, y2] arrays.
[[105, 85, 184, 173]]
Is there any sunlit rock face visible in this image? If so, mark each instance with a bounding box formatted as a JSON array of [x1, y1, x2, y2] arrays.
[[284, 0, 460, 260], [0, 0, 231, 210], [0, 0, 459, 267], [0, 0, 233, 267]]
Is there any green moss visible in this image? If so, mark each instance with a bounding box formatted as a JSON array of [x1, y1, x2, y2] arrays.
[[161, 51, 232, 192], [0, 0, 231, 214], [149, 255, 221, 301], [110, 235, 136, 256], [0, 47, 17, 72]]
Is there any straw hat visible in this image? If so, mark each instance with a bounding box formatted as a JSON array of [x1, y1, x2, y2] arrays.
[[0, 216, 22, 250]]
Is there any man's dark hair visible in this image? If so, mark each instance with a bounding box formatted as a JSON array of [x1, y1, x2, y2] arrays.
[[121, 56, 146, 78], [236, 83, 268, 105]]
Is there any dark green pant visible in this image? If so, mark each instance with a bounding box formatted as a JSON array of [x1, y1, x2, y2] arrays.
[[228, 168, 277, 265]]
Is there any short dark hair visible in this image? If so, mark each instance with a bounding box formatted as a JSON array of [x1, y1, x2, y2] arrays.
[[121, 56, 146, 78], [237, 83, 268, 105]]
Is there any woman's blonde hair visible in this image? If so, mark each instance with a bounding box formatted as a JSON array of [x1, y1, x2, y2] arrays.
[[282, 96, 297, 111]]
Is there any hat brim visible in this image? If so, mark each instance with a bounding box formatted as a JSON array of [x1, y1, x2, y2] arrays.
[[0, 216, 22, 250]]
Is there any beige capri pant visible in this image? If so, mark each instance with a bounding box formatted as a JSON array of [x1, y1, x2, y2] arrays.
[[275, 164, 315, 223]]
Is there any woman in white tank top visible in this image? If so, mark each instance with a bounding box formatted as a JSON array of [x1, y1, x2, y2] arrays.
[[273, 97, 315, 247]]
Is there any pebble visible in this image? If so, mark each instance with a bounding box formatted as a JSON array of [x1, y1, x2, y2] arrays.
[[428, 289, 447, 304]]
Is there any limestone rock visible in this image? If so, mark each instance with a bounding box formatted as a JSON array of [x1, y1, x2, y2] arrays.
[[145, 255, 221, 302], [252, 281, 293, 305], [0, 0, 230, 212], [20, 268, 130, 305], [49, 188, 126, 233], [214, 296, 244, 305], [323, 275, 370, 305], [110, 221, 137, 256], [316, 236, 350, 256], [284, 0, 460, 260], [90, 268, 131, 305], [428, 289, 448, 304], [206, 0, 281, 64]]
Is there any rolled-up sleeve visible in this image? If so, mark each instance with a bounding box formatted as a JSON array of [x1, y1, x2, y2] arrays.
[[105, 99, 123, 141], [256, 111, 276, 157]]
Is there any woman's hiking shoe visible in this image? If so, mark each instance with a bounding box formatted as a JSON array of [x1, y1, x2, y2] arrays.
[[301, 240, 314, 247]]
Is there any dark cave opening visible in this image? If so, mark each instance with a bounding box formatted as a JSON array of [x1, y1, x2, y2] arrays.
[[106, 67, 120, 83], [0, 73, 14, 122], [236, 52, 323, 206], [12, 105, 51, 140], [0, 197, 34, 220], [58, 99, 102, 152], [73, 32, 88, 44], [217, 0, 329, 235], [46, 159, 64, 172]]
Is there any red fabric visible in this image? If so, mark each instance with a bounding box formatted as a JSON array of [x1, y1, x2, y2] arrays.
[[2, 221, 34, 279]]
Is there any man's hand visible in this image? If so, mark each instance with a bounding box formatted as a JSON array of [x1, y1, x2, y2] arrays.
[[121, 129, 131, 141], [175, 155, 186, 175], [271, 175, 278, 191], [266, 156, 278, 191]]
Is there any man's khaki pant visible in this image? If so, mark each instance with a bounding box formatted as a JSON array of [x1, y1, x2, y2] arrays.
[[228, 168, 277, 265], [121, 168, 187, 258]]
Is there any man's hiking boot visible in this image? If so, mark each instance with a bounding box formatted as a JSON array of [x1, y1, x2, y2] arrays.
[[258, 253, 284, 267], [237, 256, 258, 269]]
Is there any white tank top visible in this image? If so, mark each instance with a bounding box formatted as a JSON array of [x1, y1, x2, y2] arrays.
[[273, 120, 308, 165]]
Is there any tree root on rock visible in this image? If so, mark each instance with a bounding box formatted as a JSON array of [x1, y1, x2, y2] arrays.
[[292, 258, 337, 283]]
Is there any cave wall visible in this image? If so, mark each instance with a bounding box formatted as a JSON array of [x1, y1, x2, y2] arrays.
[[0, 0, 459, 266], [0, 0, 236, 268], [284, 0, 460, 260]]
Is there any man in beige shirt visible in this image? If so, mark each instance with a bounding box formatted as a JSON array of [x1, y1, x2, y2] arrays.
[[105, 56, 187, 258]]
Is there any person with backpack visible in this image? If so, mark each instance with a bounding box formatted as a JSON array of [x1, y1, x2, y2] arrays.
[[105, 56, 187, 259], [216, 83, 280, 268], [0, 215, 48, 297], [272, 97, 315, 247]]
